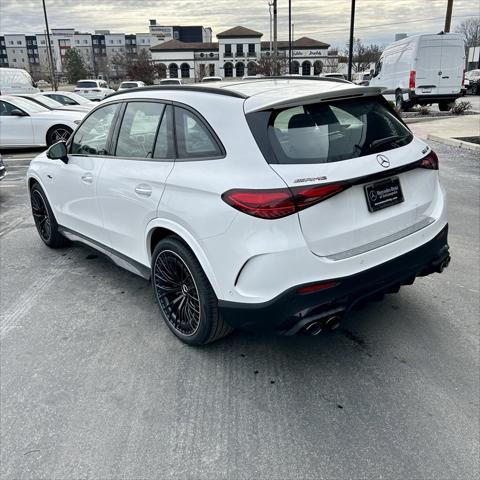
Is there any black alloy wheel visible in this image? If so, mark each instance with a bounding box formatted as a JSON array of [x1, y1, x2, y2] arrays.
[[153, 249, 201, 336], [31, 188, 52, 243], [151, 237, 233, 345]]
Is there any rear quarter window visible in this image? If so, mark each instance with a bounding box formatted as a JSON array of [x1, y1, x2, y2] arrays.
[[248, 96, 412, 165]]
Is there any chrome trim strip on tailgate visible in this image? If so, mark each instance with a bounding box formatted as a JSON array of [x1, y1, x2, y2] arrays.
[[325, 216, 436, 261]]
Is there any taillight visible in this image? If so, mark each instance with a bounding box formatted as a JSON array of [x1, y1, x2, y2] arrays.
[[409, 70, 416, 89], [462, 69, 466, 87], [222, 182, 350, 219], [74, 89, 80, 92], [419, 150, 439, 170], [92, 89, 101, 92]]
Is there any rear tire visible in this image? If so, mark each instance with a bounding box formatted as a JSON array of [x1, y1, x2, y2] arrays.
[[151, 237, 233, 345], [30, 183, 69, 248], [438, 101, 453, 112], [46, 125, 73, 146]]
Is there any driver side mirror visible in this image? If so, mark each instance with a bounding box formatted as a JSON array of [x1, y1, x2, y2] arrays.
[[46, 141, 68, 164], [10, 109, 27, 117]]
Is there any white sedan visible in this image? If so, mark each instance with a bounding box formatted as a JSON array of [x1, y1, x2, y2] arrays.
[[0, 96, 84, 148], [74, 79, 115, 101], [40, 91, 96, 109], [16, 93, 92, 113]]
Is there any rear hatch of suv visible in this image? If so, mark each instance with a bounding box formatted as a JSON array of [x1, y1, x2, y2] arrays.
[[246, 94, 439, 259]]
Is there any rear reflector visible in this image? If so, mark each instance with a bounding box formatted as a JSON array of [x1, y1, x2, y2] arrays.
[[409, 70, 416, 89], [297, 281, 338, 295], [419, 150, 439, 170], [222, 182, 350, 219]]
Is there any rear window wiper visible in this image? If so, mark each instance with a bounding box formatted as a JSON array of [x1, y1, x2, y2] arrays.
[[369, 134, 411, 152]]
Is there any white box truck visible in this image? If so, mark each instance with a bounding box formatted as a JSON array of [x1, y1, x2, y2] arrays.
[[369, 33, 466, 111]]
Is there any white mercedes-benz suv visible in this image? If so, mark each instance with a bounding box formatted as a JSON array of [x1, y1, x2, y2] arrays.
[[27, 78, 450, 345]]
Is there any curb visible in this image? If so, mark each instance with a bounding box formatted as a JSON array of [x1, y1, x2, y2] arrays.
[[427, 134, 480, 151]]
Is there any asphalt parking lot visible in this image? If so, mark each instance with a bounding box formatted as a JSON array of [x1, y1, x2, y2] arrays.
[[1, 141, 479, 479]]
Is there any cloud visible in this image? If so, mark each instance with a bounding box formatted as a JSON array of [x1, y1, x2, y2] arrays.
[[0, 0, 477, 47]]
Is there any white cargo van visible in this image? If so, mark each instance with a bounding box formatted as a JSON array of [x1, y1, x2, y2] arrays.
[[0, 68, 39, 95], [370, 33, 465, 111]]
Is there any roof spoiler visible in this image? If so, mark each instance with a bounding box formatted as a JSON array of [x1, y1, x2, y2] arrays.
[[245, 86, 385, 113]]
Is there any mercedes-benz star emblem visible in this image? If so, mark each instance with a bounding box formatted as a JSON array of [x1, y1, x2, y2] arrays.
[[377, 154, 390, 168]]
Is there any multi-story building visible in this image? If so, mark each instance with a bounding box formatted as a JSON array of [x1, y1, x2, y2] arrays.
[[150, 26, 335, 81]]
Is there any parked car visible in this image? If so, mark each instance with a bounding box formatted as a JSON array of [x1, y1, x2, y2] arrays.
[[0, 68, 39, 95], [74, 79, 115, 101], [465, 69, 480, 95], [15, 93, 92, 113], [0, 156, 5, 180], [36, 80, 50, 90], [370, 33, 466, 111], [159, 79, 183, 85], [352, 71, 371, 86], [0, 95, 83, 148], [117, 81, 146, 91], [27, 79, 450, 345], [201, 76, 223, 83], [40, 91, 96, 109]]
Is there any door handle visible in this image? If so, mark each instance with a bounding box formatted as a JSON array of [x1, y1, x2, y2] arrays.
[[135, 184, 152, 197], [81, 172, 93, 184], [442, 76, 450, 79]]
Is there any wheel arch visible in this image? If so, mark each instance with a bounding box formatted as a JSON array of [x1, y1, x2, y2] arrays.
[[146, 219, 223, 298]]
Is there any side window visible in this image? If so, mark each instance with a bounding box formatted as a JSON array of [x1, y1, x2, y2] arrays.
[[51, 94, 76, 106], [174, 107, 222, 159], [116, 102, 165, 158], [153, 105, 175, 159], [0, 101, 20, 116], [71, 103, 118, 155]]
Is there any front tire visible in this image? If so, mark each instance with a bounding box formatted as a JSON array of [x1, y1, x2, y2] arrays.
[[30, 183, 69, 248], [46, 125, 73, 146], [151, 237, 233, 345]]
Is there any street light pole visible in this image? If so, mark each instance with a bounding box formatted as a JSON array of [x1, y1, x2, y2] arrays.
[[444, 0, 454, 33], [273, 0, 278, 75], [347, 0, 356, 82], [41, 0, 57, 91], [288, 0, 292, 74]]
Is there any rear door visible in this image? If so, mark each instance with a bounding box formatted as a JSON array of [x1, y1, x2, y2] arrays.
[[415, 37, 442, 96], [260, 96, 437, 259], [438, 35, 465, 95], [96, 100, 175, 265]]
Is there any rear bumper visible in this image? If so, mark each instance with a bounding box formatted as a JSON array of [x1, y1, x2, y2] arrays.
[[408, 92, 461, 103], [218, 224, 450, 334]]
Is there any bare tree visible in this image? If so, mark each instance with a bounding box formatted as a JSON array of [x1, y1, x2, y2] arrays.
[[455, 17, 480, 47], [345, 38, 382, 73], [256, 53, 288, 76]]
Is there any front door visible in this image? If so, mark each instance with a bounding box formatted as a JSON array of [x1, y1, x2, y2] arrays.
[[45, 102, 120, 245], [0, 100, 34, 146]]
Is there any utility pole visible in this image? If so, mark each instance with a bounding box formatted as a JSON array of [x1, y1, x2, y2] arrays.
[[288, 0, 292, 74], [268, 1, 273, 55], [42, 0, 57, 91], [273, 0, 278, 75], [444, 0, 454, 33], [347, 0, 356, 81]]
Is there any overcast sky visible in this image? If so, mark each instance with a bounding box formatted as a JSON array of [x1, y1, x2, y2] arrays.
[[0, 0, 477, 48]]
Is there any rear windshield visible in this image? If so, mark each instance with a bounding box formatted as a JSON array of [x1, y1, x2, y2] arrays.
[[76, 81, 97, 88], [120, 82, 138, 88], [248, 96, 412, 164]]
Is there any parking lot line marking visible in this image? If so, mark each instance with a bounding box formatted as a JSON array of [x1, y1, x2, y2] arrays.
[[0, 251, 74, 339], [0, 217, 25, 237]]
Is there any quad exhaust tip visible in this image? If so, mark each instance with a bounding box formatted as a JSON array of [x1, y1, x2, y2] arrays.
[[437, 255, 451, 273]]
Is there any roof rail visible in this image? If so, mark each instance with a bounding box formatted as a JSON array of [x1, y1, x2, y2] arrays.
[[267, 75, 352, 85], [106, 84, 247, 100]]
